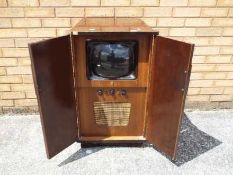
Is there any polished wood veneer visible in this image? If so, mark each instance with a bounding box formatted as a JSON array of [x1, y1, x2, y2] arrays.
[[29, 18, 194, 160]]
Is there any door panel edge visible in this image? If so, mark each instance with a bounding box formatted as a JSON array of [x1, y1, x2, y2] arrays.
[[172, 43, 194, 160], [145, 36, 195, 160], [29, 35, 78, 159]]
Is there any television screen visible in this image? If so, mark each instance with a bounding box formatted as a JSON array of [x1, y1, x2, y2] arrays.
[[86, 40, 138, 80]]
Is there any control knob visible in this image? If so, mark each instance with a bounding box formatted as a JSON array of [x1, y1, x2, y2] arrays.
[[120, 89, 127, 96], [97, 89, 103, 96], [109, 89, 115, 95]]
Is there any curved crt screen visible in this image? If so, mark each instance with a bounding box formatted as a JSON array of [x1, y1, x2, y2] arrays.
[[86, 41, 138, 80]]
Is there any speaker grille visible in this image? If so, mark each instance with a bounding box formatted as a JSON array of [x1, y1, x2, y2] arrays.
[[93, 102, 131, 126]]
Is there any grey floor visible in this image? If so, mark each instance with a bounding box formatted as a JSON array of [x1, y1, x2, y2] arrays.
[[0, 110, 233, 175]]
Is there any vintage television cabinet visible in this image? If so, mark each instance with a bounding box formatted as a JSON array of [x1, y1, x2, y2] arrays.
[[29, 18, 194, 160]]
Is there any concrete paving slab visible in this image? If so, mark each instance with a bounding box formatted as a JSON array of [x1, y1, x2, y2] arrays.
[[0, 110, 233, 175]]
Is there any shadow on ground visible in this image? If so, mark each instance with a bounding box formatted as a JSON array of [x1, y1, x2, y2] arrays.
[[162, 114, 222, 166], [58, 114, 222, 167], [58, 147, 104, 167]]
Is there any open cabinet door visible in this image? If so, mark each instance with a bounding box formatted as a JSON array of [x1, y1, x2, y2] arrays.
[[146, 36, 194, 160], [29, 35, 78, 159]]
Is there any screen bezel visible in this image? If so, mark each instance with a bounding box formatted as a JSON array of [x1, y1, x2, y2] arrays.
[[86, 40, 139, 80]]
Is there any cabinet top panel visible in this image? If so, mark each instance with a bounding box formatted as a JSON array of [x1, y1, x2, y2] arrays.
[[71, 18, 159, 35]]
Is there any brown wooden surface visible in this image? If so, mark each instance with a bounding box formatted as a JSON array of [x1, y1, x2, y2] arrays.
[[74, 34, 151, 88], [145, 36, 194, 160], [29, 36, 78, 159], [71, 18, 159, 34], [80, 136, 146, 141], [78, 87, 146, 137], [73, 34, 151, 138]]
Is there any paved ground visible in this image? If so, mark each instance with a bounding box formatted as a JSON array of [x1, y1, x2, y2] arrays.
[[0, 110, 233, 175]]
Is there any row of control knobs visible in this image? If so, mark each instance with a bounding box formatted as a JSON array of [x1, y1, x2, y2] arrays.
[[97, 89, 127, 96]]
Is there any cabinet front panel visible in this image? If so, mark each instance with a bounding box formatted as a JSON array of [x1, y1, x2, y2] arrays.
[[78, 87, 146, 136], [74, 34, 151, 138]]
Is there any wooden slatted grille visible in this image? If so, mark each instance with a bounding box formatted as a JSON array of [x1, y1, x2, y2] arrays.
[[93, 102, 131, 126]]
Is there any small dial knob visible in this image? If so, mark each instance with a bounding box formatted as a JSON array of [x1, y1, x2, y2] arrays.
[[109, 89, 115, 95], [120, 89, 127, 96], [97, 89, 103, 96]]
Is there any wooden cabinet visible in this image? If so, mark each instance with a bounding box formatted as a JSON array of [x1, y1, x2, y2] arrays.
[[29, 18, 194, 160]]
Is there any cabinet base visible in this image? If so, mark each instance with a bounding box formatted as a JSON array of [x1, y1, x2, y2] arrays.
[[80, 141, 146, 148], [78, 136, 146, 148]]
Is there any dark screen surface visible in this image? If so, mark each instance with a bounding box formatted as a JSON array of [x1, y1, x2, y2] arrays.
[[86, 40, 138, 80]]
